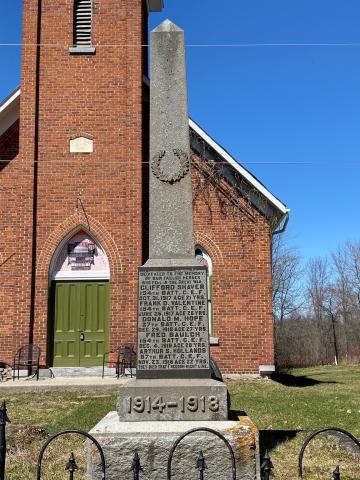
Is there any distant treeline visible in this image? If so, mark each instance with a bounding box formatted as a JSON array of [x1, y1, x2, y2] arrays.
[[272, 235, 360, 368]]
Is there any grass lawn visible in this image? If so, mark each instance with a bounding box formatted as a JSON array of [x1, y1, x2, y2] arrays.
[[1, 365, 360, 479], [229, 365, 360, 436], [3, 391, 118, 479], [229, 364, 360, 479]]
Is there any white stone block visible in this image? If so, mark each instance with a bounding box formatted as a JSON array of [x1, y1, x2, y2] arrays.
[[70, 136, 94, 153]]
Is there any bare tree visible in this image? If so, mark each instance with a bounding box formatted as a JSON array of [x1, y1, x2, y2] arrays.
[[276, 314, 321, 367], [272, 234, 302, 323], [346, 241, 360, 307], [319, 287, 340, 365], [332, 246, 352, 360], [331, 242, 360, 361], [274, 239, 360, 368], [306, 257, 331, 364]]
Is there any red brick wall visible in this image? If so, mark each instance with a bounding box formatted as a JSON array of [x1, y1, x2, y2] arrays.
[[0, 120, 21, 362], [192, 155, 275, 373], [0, 1, 274, 374], [0, 0, 148, 365]]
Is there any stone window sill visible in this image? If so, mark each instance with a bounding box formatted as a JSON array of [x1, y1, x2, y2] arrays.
[[69, 46, 96, 55], [210, 336, 220, 346]]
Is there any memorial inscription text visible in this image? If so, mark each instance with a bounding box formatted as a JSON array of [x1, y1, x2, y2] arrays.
[[126, 395, 220, 414], [137, 268, 209, 371]]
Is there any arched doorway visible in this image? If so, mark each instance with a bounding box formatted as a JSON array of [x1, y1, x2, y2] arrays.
[[48, 230, 110, 367]]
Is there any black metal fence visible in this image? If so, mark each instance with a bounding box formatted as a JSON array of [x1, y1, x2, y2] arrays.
[[36, 430, 106, 480], [0, 401, 10, 480], [167, 427, 236, 480], [1, 400, 359, 480], [297, 428, 360, 479]]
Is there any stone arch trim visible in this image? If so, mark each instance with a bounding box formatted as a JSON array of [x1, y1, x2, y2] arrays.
[[37, 213, 123, 278], [69, 132, 94, 141], [194, 232, 224, 266]]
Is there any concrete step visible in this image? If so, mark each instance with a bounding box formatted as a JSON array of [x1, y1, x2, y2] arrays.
[[11, 366, 136, 378], [1, 376, 130, 392], [51, 367, 116, 377]]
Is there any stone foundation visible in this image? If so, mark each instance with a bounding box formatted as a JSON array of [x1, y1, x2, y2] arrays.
[[87, 412, 260, 480]]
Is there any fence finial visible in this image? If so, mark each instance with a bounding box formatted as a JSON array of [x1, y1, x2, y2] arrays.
[[261, 450, 273, 480], [66, 453, 79, 472], [130, 452, 143, 480], [331, 465, 340, 480], [65, 452, 79, 480], [196, 451, 207, 479], [0, 402, 10, 425], [0, 401, 10, 480]]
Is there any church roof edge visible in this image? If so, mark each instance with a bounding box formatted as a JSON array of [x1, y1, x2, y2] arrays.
[[0, 87, 20, 137], [0, 85, 289, 225], [189, 118, 289, 217], [0, 87, 20, 114]]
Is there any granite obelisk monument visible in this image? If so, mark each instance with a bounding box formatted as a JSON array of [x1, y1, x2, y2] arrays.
[[139, 18, 211, 380], [147, 20, 196, 266], [117, 19, 228, 421], [88, 21, 259, 480]]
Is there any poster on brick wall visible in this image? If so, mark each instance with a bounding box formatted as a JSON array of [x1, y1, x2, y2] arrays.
[[52, 231, 109, 280]]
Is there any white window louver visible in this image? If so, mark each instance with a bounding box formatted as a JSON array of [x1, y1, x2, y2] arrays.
[[74, 0, 92, 46]]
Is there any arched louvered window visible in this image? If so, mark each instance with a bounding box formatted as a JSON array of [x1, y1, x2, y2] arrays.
[[70, 0, 95, 53]]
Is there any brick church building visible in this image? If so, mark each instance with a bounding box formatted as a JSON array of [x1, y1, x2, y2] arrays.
[[0, 0, 288, 374]]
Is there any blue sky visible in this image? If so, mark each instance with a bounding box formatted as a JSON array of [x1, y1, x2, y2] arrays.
[[1, 1, 360, 261]]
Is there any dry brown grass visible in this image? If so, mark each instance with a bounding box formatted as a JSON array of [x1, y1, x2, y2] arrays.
[[266, 432, 360, 480], [3, 391, 116, 479]]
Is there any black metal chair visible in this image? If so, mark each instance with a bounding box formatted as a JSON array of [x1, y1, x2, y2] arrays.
[[119, 344, 136, 378], [0, 361, 12, 381], [13, 344, 41, 381], [102, 348, 122, 378]]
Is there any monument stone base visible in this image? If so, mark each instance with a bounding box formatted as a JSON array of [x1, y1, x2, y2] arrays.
[[86, 412, 260, 480], [117, 378, 229, 421]]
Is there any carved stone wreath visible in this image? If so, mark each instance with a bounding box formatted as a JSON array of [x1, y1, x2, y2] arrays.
[[151, 149, 191, 184]]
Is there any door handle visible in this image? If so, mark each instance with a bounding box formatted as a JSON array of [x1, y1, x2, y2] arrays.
[[80, 332, 85, 342]]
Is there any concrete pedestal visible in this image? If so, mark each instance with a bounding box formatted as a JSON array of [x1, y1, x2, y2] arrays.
[[87, 412, 260, 480]]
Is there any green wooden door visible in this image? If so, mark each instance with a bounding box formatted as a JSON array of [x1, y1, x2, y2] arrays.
[[52, 281, 109, 367], [79, 281, 109, 367]]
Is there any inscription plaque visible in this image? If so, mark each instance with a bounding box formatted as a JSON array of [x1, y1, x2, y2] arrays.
[[137, 266, 211, 379], [117, 379, 229, 421], [126, 394, 220, 414]]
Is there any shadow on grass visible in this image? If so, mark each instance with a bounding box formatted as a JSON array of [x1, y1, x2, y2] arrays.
[[272, 371, 338, 387], [229, 409, 247, 419], [260, 429, 300, 456]]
